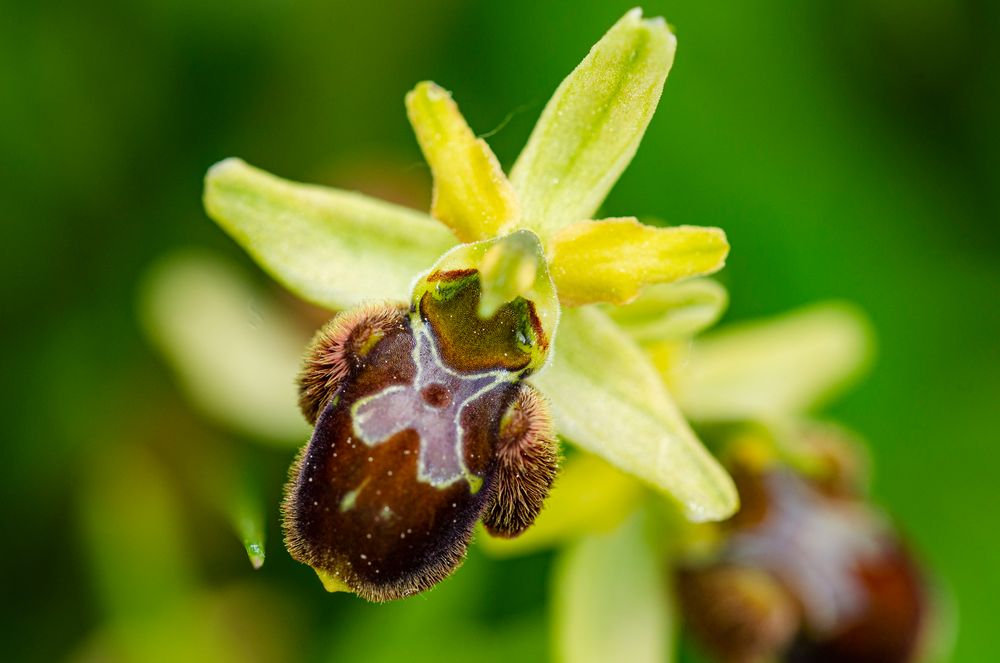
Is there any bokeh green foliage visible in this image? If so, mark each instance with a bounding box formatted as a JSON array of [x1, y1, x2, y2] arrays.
[[2, 0, 998, 660]]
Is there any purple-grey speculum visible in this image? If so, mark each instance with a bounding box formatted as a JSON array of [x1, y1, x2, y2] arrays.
[[351, 319, 510, 488]]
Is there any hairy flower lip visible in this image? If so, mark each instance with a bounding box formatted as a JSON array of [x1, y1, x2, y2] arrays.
[[677, 462, 929, 663], [284, 302, 511, 601], [285, 275, 558, 600]]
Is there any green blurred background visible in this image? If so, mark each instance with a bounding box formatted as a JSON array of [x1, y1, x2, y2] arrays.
[[2, 0, 997, 660]]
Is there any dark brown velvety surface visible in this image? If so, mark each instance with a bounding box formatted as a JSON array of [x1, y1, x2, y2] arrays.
[[785, 539, 927, 663], [679, 466, 928, 663], [285, 311, 520, 600]]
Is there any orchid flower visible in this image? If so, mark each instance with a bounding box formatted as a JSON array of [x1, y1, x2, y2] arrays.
[[186, 8, 736, 600], [136, 7, 947, 659]]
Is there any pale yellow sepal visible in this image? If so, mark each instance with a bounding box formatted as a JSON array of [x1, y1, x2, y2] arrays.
[[204, 158, 457, 311], [140, 250, 311, 446], [511, 9, 676, 240], [479, 453, 644, 557], [552, 514, 673, 663], [605, 278, 729, 344], [531, 307, 738, 522], [673, 303, 874, 421], [406, 81, 519, 242], [548, 218, 729, 307]]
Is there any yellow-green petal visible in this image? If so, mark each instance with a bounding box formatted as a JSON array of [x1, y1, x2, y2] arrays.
[[548, 218, 729, 307], [406, 81, 519, 241], [204, 158, 457, 310], [531, 307, 738, 522], [674, 303, 874, 421], [479, 452, 644, 558], [552, 515, 674, 663], [606, 278, 729, 344], [140, 250, 310, 445], [510, 9, 676, 240]]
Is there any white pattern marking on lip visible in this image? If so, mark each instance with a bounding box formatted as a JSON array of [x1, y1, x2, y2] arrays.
[[352, 317, 511, 488], [725, 471, 885, 634]]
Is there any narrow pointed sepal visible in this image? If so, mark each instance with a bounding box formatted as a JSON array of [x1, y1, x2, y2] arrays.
[[203, 158, 456, 310], [674, 303, 873, 421], [510, 9, 676, 239], [298, 303, 408, 424], [482, 384, 559, 537]]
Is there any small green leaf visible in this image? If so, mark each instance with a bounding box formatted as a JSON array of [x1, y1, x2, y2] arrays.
[[510, 9, 676, 240], [479, 452, 644, 557], [406, 81, 519, 242], [605, 278, 729, 344], [239, 524, 266, 571], [548, 218, 728, 306], [552, 514, 673, 663], [228, 470, 266, 570], [204, 158, 457, 310], [674, 303, 874, 421], [531, 307, 738, 522], [185, 437, 270, 570], [140, 250, 310, 445]]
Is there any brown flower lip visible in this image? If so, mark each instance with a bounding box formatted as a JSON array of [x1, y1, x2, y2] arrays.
[[284, 272, 558, 601], [677, 464, 929, 663]]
